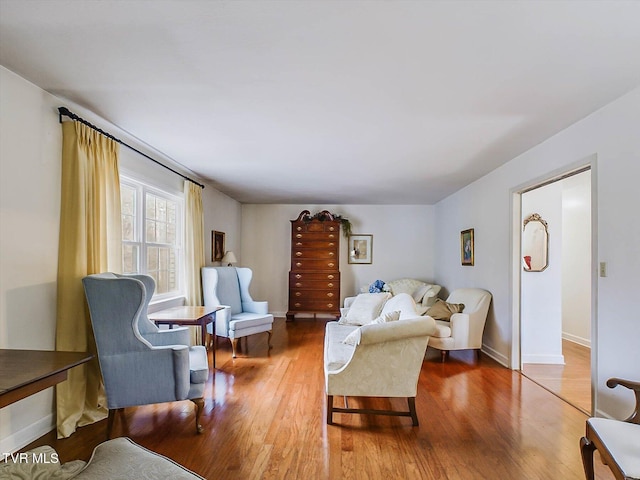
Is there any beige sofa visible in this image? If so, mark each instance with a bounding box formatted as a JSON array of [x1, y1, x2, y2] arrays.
[[358, 278, 442, 315], [325, 293, 436, 425]]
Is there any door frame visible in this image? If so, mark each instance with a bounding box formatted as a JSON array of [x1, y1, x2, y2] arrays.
[[509, 155, 598, 414]]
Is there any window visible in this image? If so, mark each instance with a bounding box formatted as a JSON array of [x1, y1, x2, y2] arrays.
[[121, 178, 183, 298]]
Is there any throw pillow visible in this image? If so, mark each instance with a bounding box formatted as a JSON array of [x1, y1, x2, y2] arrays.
[[426, 299, 465, 321], [342, 311, 401, 346], [368, 310, 401, 325], [339, 292, 391, 326], [412, 284, 431, 303]]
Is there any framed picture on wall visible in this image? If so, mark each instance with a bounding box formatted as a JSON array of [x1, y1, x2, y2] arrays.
[[212, 230, 225, 262], [461, 228, 474, 266], [348, 234, 373, 264]]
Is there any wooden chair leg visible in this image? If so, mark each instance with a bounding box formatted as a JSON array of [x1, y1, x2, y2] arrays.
[[267, 330, 273, 349], [408, 397, 419, 426], [231, 338, 239, 358], [580, 436, 596, 480], [475, 349, 481, 361], [192, 398, 204, 434], [107, 409, 115, 439], [441, 350, 448, 363], [327, 395, 334, 425]]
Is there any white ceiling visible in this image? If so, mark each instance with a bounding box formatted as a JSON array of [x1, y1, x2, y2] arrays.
[[1, 1, 639, 204]]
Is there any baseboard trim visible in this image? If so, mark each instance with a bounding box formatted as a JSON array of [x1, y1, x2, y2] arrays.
[[0, 413, 55, 453], [562, 332, 591, 348], [482, 344, 509, 367], [521, 353, 565, 365]]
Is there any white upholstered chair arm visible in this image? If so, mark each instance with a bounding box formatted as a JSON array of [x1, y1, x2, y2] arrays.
[[214, 306, 232, 337], [448, 313, 472, 349], [359, 317, 435, 345]]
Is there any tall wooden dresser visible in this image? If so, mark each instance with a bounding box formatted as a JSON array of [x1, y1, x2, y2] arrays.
[[286, 210, 341, 321]]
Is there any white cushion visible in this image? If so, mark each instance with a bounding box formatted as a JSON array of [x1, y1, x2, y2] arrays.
[[342, 311, 401, 346], [588, 418, 640, 478], [340, 292, 391, 326], [387, 278, 426, 297], [430, 320, 452, 338]]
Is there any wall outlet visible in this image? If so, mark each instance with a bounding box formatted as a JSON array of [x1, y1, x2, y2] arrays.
[[599, 262, 607, 277]]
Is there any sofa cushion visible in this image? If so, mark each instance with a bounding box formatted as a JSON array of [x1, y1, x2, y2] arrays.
[[426, 299, 465, 321], [342, 311, 401, 345], [339, 292, 391, 325], [431, 320, 453, 338], [380, 293, 419, 320], [325, 322, 358, 370], [387, 278, 426, 297]]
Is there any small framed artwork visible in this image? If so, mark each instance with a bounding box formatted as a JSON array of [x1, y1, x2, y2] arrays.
[[348, 234, 373, 264], [461, 228, 474, 266], [212, 230, 225, 262]]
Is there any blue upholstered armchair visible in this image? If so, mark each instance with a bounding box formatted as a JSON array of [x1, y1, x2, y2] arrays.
[[82, 273, 209, 437], [202, 267, 274, 358]]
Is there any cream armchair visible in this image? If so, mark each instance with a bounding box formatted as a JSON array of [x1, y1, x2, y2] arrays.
[[428, 288, 492, 362]]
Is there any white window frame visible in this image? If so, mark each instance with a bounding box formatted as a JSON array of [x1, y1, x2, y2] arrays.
[[120, 175, 184, 302]]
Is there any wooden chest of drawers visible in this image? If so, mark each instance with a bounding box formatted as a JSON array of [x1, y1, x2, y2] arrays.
[[286, 210, 341, 320]]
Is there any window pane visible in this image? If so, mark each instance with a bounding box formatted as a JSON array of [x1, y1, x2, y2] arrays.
[[122, 244, 139, 273], [147, 247, 158, 271], [167, 223, 176, 243], [121, 185, 135, 214], [122, 215, 134, 241], [146, 194, 156, 220], [156, 222, 167, 244], [156, 198, 167, 221], [146, 219, 156, 243]]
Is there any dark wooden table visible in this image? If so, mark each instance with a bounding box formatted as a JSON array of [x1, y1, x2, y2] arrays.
[[149, 306, 222, 367], [0, 349, 93, 408]]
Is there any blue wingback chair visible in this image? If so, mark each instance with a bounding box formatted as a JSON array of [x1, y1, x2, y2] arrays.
[[202, 267, 274, 358], [82, 273, 209, 437]]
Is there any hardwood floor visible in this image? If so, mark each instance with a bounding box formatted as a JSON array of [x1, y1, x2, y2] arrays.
[[22, 318, 613, 479], [522, 339, 591, 414]]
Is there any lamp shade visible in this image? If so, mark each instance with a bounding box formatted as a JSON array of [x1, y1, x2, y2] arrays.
[[221, 251, 237, 266]]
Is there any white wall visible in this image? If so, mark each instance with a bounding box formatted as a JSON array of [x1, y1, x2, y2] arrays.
[[0, 66, 63, 453], [562, 171, 591, 346], [0, 66, 242, 451], [521, 182, 564, 364], [241, 204, 436, 316], [434, 87, 640, 419]]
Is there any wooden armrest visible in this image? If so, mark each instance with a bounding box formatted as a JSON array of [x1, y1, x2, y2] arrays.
[[606, 377, 640, 424]]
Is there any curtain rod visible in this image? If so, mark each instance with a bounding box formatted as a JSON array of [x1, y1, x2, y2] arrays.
[[58, 106, 204, 189]]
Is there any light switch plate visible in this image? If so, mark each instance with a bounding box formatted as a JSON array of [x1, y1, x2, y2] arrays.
[[599, 262, 607, 277]]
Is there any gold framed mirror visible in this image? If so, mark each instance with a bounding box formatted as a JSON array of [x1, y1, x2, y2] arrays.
[[522, 213, 549, 272]]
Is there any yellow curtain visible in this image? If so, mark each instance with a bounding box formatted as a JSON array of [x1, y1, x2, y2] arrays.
[[56, 121, 121, 438], [184, 180, 205, 307]]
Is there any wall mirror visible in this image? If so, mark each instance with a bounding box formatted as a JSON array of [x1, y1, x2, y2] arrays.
[[522, 213, 549, 272]]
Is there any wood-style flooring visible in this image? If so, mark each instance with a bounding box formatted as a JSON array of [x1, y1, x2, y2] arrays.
[[23, 318, 613, 479], [522, 339, 591, 414]]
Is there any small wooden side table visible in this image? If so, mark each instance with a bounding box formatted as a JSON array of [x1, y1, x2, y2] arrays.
[[0, 350, 93, 408], [149, 306, 223, 367]]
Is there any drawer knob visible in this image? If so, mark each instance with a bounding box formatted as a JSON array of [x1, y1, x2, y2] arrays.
[[295, 274, 302, 279], [295, 303, 301, 307], [296, 292, 302, 296], [327, 293, 334, 298], [328, 283, 333, 287], [295, 282, 302, 287], [296, 242, 302, 246], [329, 226, 335, 231], [329, 242, 335, 247], [295, 251, 302, 256], [328, 263, 335, 268], [329, 234, 335, 239], [329, 252, 335, 257], [296, 226, 302, 231], [296, 234, 302, 238], [327, 303, 333, 308], [296, 262, 302, 267], [327, 275, 334, 279]]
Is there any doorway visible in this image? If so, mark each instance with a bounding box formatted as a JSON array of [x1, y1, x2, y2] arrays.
[[517, 167, 593, 414]]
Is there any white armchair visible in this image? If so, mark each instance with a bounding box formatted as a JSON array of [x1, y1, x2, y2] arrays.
[[427, 288, 492, 362], [202, 266, 274, 358]]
